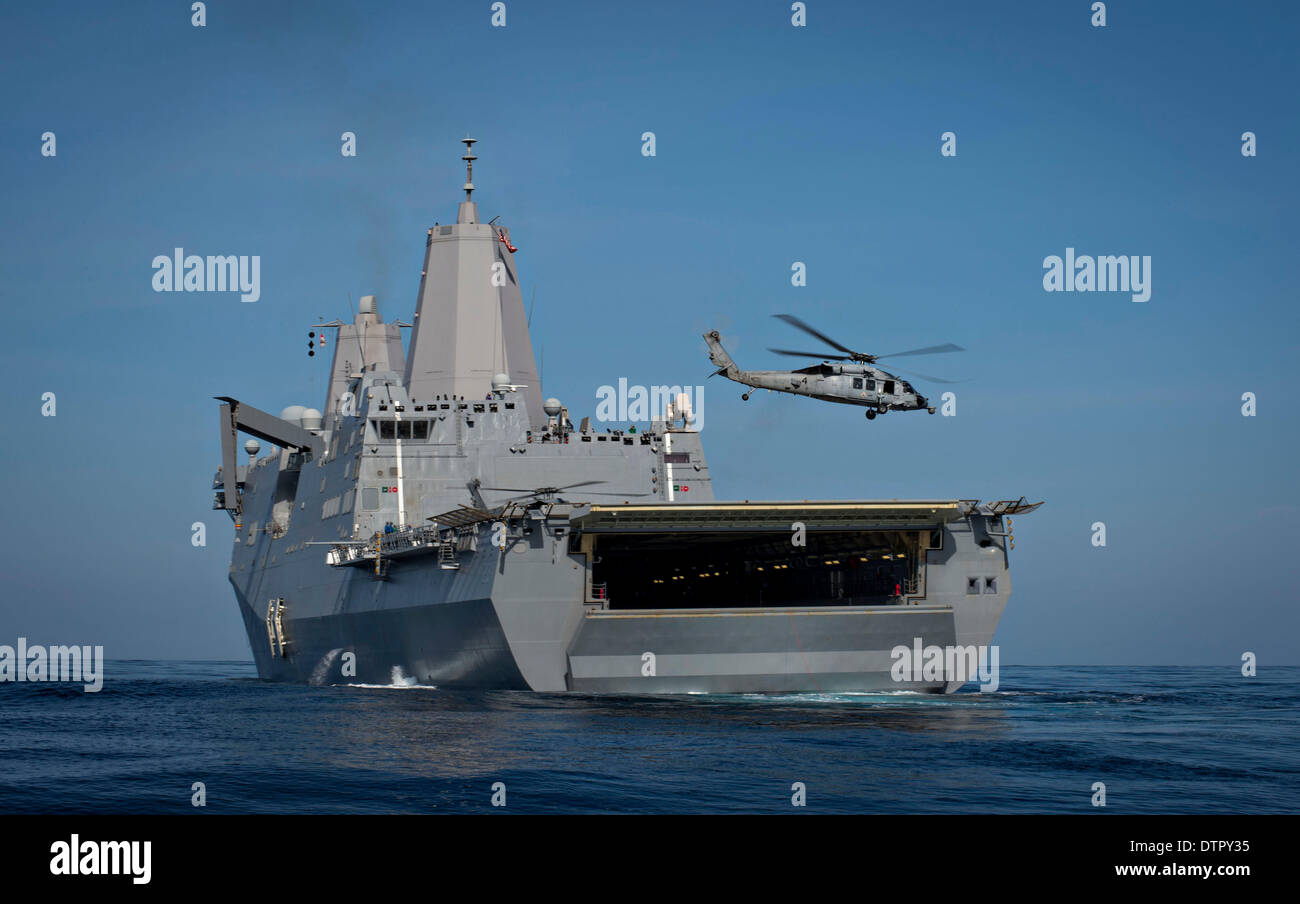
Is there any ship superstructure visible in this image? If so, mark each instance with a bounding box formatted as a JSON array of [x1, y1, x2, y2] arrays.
[[211, 139, 1039, 693]]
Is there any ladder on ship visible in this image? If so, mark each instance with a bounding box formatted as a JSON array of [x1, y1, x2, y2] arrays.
[[438, 544, 460, 570], [265, 598, 289, 658]]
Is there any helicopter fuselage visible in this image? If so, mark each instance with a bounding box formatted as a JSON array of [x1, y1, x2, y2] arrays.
[[735, 364, 928, 411]]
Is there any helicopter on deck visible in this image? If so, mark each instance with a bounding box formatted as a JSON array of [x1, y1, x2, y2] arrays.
[[704, 314, 964, 419]]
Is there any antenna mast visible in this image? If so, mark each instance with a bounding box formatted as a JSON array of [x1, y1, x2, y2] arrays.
[[461, 136, 477, 202]]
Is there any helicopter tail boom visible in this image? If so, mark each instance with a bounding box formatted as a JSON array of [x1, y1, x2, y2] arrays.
[[703, 330, 741, 380]]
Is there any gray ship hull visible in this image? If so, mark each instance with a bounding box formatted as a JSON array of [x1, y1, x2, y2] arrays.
[[240, 590, 960, 694], [229, 502, 1019, 695], [566, 606, 958, 694]]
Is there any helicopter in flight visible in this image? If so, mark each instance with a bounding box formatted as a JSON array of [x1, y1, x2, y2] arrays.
[[704, 314, 964, 419]]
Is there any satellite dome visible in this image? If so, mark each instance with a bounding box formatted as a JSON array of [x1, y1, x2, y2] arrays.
[[491, 373, 510, 392], [358, 295, 377, 315], [280, 405, 306, 425], [243, 439, 260, 456], [301, 408, 323, 430], [543, 398, 562, 416]]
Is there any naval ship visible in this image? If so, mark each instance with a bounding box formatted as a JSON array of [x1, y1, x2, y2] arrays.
[[211, 138, 1040, 693]]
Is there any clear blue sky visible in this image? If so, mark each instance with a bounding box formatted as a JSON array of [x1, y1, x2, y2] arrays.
[[1, 0, 1296, 664]]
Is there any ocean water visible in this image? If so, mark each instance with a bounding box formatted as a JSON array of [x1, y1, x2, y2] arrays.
[[0, 663, 1295, 814]]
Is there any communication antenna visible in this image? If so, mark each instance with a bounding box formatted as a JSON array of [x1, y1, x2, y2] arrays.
[[461, 135, 477, 202], [528, 285, 536, 327]]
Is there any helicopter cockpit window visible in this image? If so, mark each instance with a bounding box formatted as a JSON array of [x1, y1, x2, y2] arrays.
[[852, 378, 863, 389]]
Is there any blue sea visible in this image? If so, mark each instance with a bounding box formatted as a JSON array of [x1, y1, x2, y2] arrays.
[[1, 663, 1296, 814]]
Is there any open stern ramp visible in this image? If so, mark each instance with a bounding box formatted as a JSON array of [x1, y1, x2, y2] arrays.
[[564, 500, 975, 693]]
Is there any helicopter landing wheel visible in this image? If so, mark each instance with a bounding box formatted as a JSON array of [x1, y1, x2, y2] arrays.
[[865, 409, 876, 420], [741, 393, 750, 401], [928, 406, 936, 414]]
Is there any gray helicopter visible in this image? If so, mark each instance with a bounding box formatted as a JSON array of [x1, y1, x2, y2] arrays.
[[704, 314, 963, 419]]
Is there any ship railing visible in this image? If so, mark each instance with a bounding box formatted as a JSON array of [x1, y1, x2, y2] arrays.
[[323, 523, 447, 568], [376, 524, 442, 556]]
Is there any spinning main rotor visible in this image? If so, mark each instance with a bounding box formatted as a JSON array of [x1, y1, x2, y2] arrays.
[[767, 314, 965, 383]]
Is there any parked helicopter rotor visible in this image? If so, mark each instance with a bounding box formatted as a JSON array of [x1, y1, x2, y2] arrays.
[[478, 480, 652, 505]]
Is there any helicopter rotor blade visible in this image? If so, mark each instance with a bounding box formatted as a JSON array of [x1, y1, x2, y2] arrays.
[[574, 491, 654, 497], [875, 343, 965, 360], [554, 480, 608, 492], [480, 480, 611, 503], [889, 366, 966, 385], [772, 314, 860, 357], [481, 480, 606, 495], [767, 347, 853, 361]]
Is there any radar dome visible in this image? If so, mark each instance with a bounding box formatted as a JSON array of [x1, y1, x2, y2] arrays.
[[279, 405, 306, 426], [301, 408, 323, 430], [243, 439, 260, 456], [543, 398, 562, 416], [491, 373, 510, 392], [358, 295, 377, 315]]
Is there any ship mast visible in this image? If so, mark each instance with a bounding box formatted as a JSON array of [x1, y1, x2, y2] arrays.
[[457, 135, 478, 225], [403, 137, 544, 424]]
